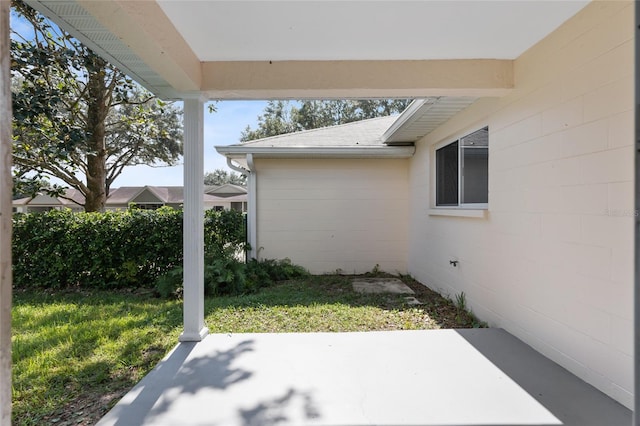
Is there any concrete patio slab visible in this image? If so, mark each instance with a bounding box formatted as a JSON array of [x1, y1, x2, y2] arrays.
[[97, 329, 630, 426], [352, 277, 415, 294]]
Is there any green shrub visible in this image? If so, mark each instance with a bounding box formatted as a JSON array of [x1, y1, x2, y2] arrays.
[[155, 257, 309, 299], [246, 258, 308, 287], [154, 256, 247, 298], [12, 208, 246, 290], [205, 256, 247, 296], [155, 267, 185, 298], [204, 208, 246, 257]]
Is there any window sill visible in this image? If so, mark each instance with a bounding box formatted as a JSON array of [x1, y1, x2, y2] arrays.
[[428, 208, 487, 218]]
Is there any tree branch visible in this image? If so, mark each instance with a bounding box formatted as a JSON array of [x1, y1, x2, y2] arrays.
[[111, 96, 154, 108], [13, 156, 85, 190]]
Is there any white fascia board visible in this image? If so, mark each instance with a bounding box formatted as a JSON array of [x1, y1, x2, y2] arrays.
[[382, 98, 437, 144], [215, 145, 415, 159]]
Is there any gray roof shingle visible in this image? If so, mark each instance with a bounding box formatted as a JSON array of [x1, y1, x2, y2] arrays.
[[234, 116, 398, 148]]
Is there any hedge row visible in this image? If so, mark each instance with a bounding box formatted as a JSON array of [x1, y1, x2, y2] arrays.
[[12, 207, 246, 289]]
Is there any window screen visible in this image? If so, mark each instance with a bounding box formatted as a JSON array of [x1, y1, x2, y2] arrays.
[[460, 127, 488, 204], [435, 127, 488, 207], [436, 141, 459, 206]]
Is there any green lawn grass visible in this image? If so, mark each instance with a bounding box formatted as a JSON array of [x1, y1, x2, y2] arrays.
[[12, 290, 183, 425], [12, 275, 479, 425]]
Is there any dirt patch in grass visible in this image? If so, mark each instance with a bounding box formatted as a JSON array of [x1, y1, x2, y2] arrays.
[[320, 273, 484, 329], [399, 275, 484, 328], [40, 392, 121, 426]]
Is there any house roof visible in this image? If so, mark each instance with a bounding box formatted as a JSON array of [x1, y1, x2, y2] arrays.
[[216, 116, 416, 161], [107, 187, 148, 204], [110, 186, 247, 205], [215, 116, 422, 161], [27, 194, 68, 206], [12, 197, 31, 206], [239, 116, 396, 148], [205, 184, 247, 196], [12, 188, 85, 208], [22, 0, 588, 99], [144, 186, 186, 204], [215, 97, 487, 160], [13, 186, 247, 208]]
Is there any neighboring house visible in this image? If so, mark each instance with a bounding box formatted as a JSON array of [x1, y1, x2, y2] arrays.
[[217, 3, 634, 409], [205, 184, 249, 212], [12, 188, 86, 213], [12, 185, 248, 213]]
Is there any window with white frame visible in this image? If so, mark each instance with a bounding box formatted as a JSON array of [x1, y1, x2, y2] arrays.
[[435, 127, 488, 207]]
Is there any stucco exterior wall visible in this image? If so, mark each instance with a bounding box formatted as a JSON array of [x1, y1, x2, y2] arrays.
[[254, 158, 409, 274], [408, 1, 633, 408]]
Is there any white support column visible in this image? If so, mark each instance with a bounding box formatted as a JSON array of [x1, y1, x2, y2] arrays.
[[179, 97, 208, 342], [0, 0, 12, 421], [634, 3, 640, 424]]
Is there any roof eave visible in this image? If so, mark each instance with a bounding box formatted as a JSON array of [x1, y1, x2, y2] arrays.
[[215, 146, 415, 159], [381, 98, 433, 144], [382, 96, 479, 144]]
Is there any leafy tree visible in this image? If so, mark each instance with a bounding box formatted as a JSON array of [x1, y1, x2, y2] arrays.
[[10, 0, 183, 212], [204, 168, 246, 186], [241, 99, 412, 142], [240, 100, 298, 141], [11, 175, 56, 200]]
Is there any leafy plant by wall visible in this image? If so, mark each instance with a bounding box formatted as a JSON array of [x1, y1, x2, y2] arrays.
[[155, 256, 309, 299], [12, 208, 246, 289]]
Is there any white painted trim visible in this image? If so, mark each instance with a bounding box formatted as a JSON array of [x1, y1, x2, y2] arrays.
[[179, 97, 209, 342], [246, 154, 257, 261], [431, 125, 490, 209], [225, 156, 256, 260], [226, 157, 248, 177], [431, 124, 490, 152], [215, 146, 415, 159], [178, 328, 209, 342], [428, 208, 487, 219], [381, 98, 435, 143]]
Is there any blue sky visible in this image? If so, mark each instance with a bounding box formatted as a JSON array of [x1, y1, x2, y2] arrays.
[[113, 100, 267, 187]]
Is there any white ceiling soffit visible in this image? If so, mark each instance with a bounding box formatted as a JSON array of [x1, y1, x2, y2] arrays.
[[21, 1, 590, 99], [158, 1, 590, 61], [383, 97, 478, 144], [21, 0, 182, 98]]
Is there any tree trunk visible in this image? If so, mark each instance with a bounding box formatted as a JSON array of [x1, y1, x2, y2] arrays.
[[84, 59, 108, 212]]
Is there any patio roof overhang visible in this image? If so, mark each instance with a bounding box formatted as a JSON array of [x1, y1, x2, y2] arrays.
[[21, 0, 590, 100]]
